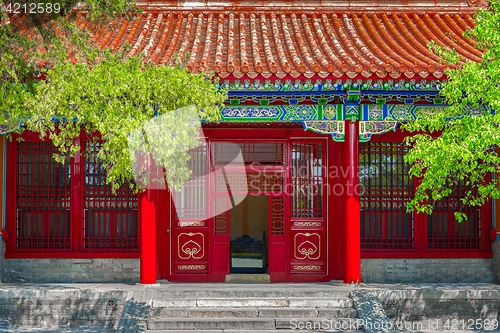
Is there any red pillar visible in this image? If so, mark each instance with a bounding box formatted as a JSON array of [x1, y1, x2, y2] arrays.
[[344, 119, 361, 283], [140, 155, 157, 284]]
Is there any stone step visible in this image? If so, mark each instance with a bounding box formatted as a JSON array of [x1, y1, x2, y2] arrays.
[[276, 317, 364, 330], [151, 288, 352, 299], [148, 317, 361, 331], [148, 317, 276, 330], [152, 297, 353, 308], [150, 307, 357, 318], [0, 327, 116, 332], [225, 274, 271, 283], [261, 307, 357, 318], [288, 297, 353, 308], [146, 329, 364, 333]]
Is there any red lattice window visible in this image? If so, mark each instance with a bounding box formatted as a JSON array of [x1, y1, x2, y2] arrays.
[[15, 141, 71, 250], [428, 180, 482, 249], [211, 142, 286, 166], [9, 135, 141, 256], [359, 140, 490, 255], [83, 142, 138, 250], [214, 197, 228, 235], [270, 196, 285, 235], [292, 142, 323, 218], [173, 143, 208, 219], [360, 142, 414, 250], [215, 171, 284, 193]]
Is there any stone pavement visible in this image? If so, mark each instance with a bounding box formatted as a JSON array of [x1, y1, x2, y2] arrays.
[[0, 328, 115, 332], [396, 329, 500, 332], [0, 282, 499, 332]]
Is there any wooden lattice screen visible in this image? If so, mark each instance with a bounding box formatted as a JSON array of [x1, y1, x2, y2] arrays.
[[214, 196, 228, 235], [215, 171, 284, 193], [15, 141, 71, 250], [360, 141, 485, 252], [292, 142, 323, 218], [428, 180, 482, 249], [211, 142, 286, 166], [270, 196, 285, 235], [359, 142, 414, 250], [83, 142, 139, 250], [173, 144, 207, 219], [12, 137, 139, 254]]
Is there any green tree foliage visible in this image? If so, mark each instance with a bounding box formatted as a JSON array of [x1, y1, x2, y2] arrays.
[[1, 1, 226, 191], [1, 0, 138, 103], [402, 0, 500, 221]]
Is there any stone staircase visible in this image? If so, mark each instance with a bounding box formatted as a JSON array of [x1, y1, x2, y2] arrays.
[[146, 283, 364, 332]]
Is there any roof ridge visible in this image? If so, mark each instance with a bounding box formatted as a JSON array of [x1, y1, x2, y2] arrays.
[[137, 0, 487, 13]]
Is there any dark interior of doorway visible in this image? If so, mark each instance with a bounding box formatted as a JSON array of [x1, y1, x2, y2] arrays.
[[230, 194, 268, 274]]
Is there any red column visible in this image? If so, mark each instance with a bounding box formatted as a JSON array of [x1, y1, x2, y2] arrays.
[[344, 119, 361, 283], [140, 155, 157, 284]]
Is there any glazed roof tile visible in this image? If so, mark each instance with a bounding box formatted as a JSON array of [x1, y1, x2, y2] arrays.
[[94, 10, 480, 80], [10, 3, 483, 81]]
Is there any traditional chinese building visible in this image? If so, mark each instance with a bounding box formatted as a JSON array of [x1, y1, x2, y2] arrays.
[[0, 0, 498, 284]]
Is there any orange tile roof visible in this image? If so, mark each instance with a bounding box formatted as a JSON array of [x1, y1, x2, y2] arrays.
[[88, 9, 481, 80], [10, 6, 483, 81]]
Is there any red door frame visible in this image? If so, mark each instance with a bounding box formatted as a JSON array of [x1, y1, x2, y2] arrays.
[[164, 139, 210, 283], [268, 193, 288, 282], [209, 193, 231, 282], [156, 127, 334, 282], [288, 138, 329, 282], [155, 186, 171, 280], [208, 166, 289, 282], [328, 136, 345, 280]]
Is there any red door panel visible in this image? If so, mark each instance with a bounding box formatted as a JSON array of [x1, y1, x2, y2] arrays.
[[268, 195, 287, 282], [156, 189, 170, 280], [171, 220, 209, 276], [289, 222, 327, 279], [209, 195, 231, 282]]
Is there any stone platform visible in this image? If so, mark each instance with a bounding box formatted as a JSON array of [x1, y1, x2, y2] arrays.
[[0, 283, 499, 332]]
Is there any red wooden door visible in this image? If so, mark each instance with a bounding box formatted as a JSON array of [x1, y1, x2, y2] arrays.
[[171, 217, 209, 281], [169, 143, 210, 282], [268, 194, 287, 282], [289, 222, 327, 280], [209, 194, 231, 282]]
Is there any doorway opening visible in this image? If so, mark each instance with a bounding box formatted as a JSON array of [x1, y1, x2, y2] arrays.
[[229, 194, 268, 273]]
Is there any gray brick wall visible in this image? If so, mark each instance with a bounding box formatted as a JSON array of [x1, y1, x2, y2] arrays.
[[0, 241, 4, 283], [361, 258, 494, 283], [3, 252, 498, 284], [492, 240, 500, 282], [2, 258, 140, 283]]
